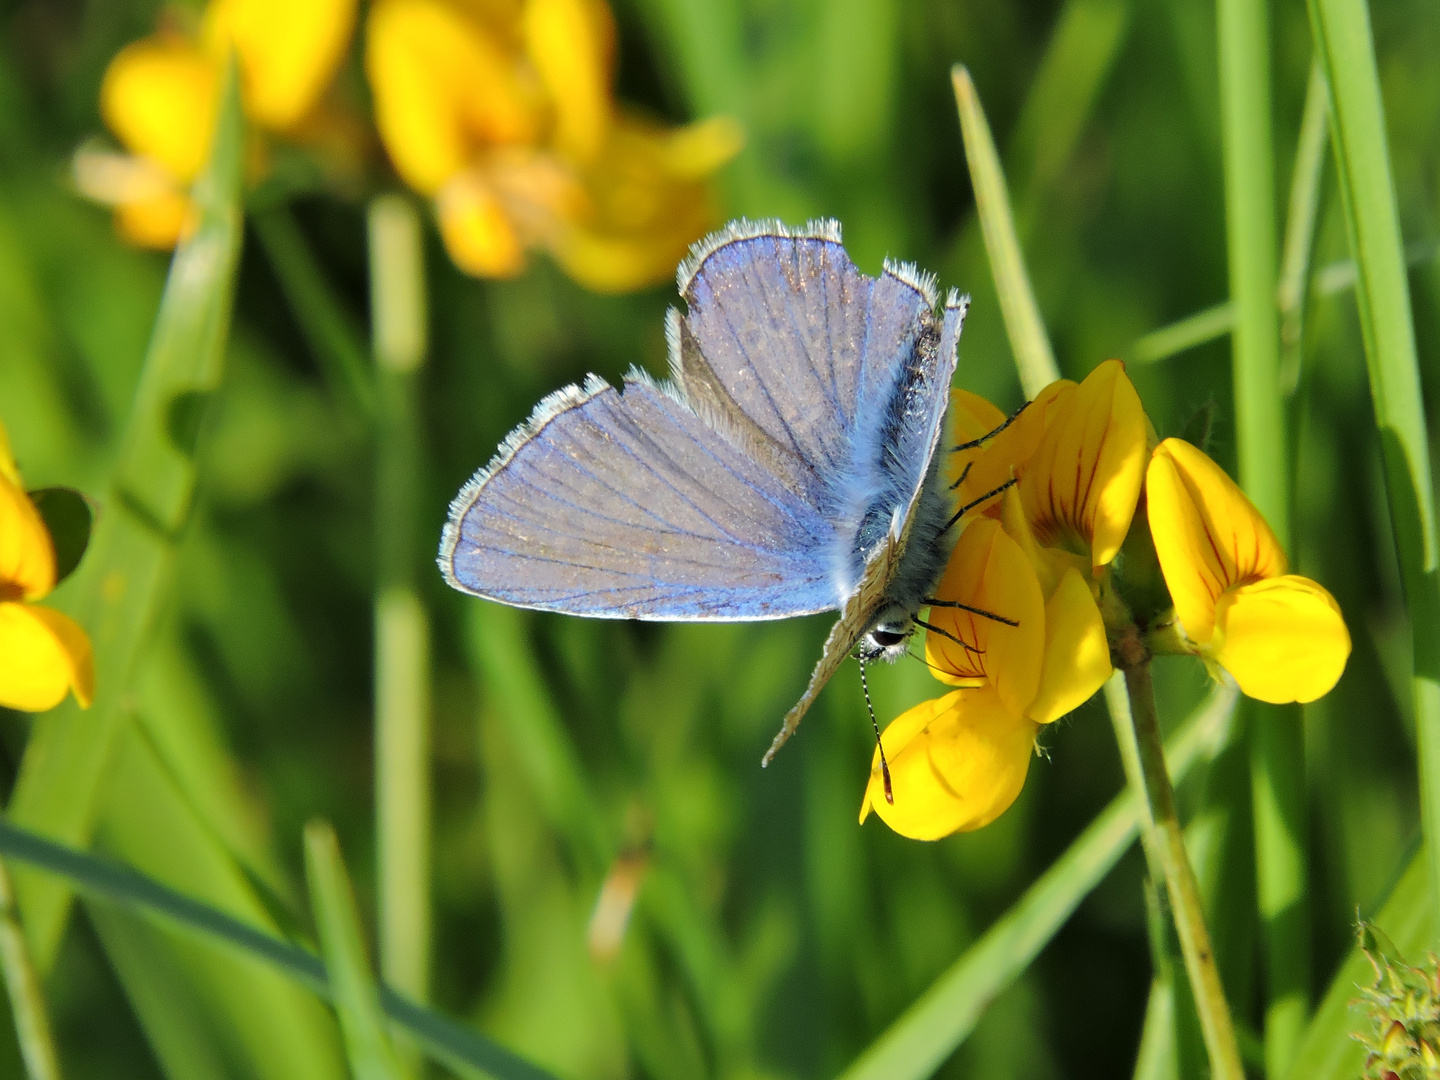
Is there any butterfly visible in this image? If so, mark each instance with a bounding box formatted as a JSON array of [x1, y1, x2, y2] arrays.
[[439, 219, 969, 770]]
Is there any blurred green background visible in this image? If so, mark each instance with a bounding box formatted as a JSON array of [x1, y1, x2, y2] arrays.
[[0, 0, 1437, 1077]]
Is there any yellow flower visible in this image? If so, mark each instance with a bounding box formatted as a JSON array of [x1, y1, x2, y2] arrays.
[[860, 508, 1110, 840], [365, 0, 742, 291], [0, 424, 93, 713], [1014, 359, 1148, 569], [1146, 438, 1350, 704], [858, 687, 1038, 841], [863, 360, 1148, 841], [79, 0, 356, 248]]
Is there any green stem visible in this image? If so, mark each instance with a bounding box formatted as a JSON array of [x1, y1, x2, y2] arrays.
[[1106, 676, 1206, 1080], [1123, 664, 1245, 1080], [1277, 61, 1330, 395], [0, 860, 61, 1080], [253, 206, 375, 421], [368, 195, 431, 1019]]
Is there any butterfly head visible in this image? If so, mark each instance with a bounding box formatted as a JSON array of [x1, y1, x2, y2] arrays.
[[857, 608, 915, 663]]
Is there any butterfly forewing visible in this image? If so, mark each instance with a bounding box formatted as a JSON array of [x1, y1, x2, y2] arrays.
[[441, 376, 837, 620], [674, 220, 937, 493]]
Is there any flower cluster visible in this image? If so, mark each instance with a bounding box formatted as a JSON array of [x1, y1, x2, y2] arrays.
[[83, 0, 740, 293], [365, 0, 741, 290], [79, 0, 356, 247], [0, 422, 93, 713], [862, 360, 1351, 840]]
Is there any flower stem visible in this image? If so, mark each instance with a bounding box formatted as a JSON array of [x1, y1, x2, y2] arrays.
[[1122, 663, 1245, 1080], [369, 195, 431, 1036]]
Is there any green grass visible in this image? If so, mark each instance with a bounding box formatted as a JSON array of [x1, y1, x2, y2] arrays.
[[1, 1, 1438, 1078]]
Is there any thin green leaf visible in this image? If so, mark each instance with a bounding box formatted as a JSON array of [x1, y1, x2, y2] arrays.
[[1306, 0, 1440, 946], [252, 206, 374, 421], [304, 821, 411, 1080], [951, 64, 1060, 398], [97, 723, 346, 1080], [466, 603, 610, 870], [1277, 61, 1330, 395], [1129, 304, 1235, 365], [7, 60, 247, 970], [0, 818, 559, 1080], [837, 686, 1237, 1080]]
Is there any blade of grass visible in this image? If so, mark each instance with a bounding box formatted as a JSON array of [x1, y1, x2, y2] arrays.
[[97, 722, 345, 1080], [252, 206, 374, 421], [1130, 303, 1234, 365], [369, 195, 431, 1024], [6, 61, 247, 971], [1284, 843, 1431, 1080], [836, 685, 1236, 1080], [465, 604, 610, 870], [0, 818, 559, 1080], [1008, 0, 1129, 217], [1215, 1, 1310, 1074], [304, 822, 412, 1080], [1306, 0, 1440, 946], [952, 64, 1060, 397], [0, 861, 60, 1080], [1277, 61, 1330, 395], [1128, 244, 1440, 364]]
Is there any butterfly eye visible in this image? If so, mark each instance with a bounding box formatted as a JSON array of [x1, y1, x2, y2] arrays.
[[868, 629, 907, 648]]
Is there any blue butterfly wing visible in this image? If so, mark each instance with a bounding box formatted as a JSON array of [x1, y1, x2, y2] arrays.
[[441, 218, 960, 643], [440, 375, 839, 620], [671, 219, 939, 503]]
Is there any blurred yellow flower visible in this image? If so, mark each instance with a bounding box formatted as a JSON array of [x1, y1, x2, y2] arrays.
[[78, 0, 356, 248], [365, 0, 742, 291], [1146, 438, 1350, 704], [0, 423, 93, 713]]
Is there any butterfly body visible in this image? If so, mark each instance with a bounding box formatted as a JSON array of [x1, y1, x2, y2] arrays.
[[440, 218, 967, 758]]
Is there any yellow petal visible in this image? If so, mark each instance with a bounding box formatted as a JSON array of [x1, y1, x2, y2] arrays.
[[925, 518, 1045, 717], [1212, 575, 1350, 704], [523, 0, 614, 163], [0, 602, 93, 711], [0, 417, 17, 487], [546, 116, 718, 291], [0, 472, 55, 601], [860, 687, 1038, 840], [1018, 359, 1146, 568], [114, 189, 196, 249], [367, 0, 540, 194], [203, 0, 357, 131], [949, 380, 1074, 521], [1146, 438, 1287, 646], [436, 175, 526, 278], [1028, 567, 1111, 723], [100, 35, 219, 183], [660, 116, 744, 180]]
